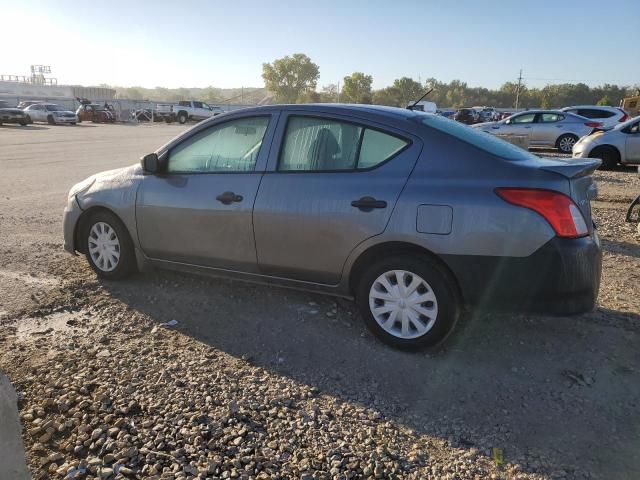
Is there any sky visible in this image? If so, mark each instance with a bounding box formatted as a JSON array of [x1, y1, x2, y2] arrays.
[[3, 0, 639, 91]]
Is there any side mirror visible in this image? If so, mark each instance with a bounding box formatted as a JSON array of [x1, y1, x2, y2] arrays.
[[141, 153, 159, 174]]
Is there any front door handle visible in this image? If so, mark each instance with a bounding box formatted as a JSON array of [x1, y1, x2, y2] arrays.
[[351, 196, 387, 212], [216, 191, 243, 204]]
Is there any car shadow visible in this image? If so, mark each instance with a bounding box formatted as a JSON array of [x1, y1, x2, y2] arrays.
[[0, 125, 49, 131], [602, 239, 640, 259], [100, 268, 640, 479]]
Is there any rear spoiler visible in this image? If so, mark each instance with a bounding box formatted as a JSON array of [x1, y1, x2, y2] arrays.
[[538, 158, 601, 179]]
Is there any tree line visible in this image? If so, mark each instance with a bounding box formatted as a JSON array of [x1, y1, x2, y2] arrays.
[[262, 53, 638, 108], [107, 53, 638, 109]]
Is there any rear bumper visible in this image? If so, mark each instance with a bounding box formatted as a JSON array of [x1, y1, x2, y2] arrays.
[[443, 233, 602, 315]]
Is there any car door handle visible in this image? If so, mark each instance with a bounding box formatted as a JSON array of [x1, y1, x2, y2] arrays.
[[216, 191, 243, 204], [351, 196, 387, 211]]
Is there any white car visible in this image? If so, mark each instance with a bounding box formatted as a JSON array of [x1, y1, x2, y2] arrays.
[[23, 103, 78, 125], [473, 110, 600, 153], [561, 105, 629, 128], [156, 101, 224, 124], [573, 116, 640, 168]]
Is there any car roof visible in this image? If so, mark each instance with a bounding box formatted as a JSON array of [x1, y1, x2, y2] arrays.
[[562, 105, 619, 111], [224, 103, 422, 121]]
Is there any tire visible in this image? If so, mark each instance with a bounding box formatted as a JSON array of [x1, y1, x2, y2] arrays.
[[71, 122, 76, 125], [25, 115, 32, 124], [589, 145, 620, 170], [19, 120, 27, 126], [47, 115, 56, 125], [77, 118, 82, 123], [81, 210, 136, 280], [177, 111, 188, 124], [355, 254, 460, 350], [556, 134, 578, 154]]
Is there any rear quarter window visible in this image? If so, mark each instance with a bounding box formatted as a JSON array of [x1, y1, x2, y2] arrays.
[[418, 114, 537, 161]]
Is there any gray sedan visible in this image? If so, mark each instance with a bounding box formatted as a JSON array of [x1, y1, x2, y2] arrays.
[[63, 105, 602, 349], [573, 116, 640, 168], [473, 110, 601, 153]]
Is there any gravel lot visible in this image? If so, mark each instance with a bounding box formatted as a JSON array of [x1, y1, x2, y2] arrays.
[[0, 123, 639, 480]]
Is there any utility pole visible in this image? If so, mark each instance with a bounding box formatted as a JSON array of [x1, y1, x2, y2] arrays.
[[337, 81, 340, 103], [514, 69, 523, 110]]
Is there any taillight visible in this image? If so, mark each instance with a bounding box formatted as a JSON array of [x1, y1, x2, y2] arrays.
[[584, 121, 602, 128], [495, 188, 588, 238], [617, 109, 628, 122]]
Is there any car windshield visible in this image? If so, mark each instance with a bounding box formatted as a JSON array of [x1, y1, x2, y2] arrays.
[[418, 113, 537, 161], [45, 105, 67, 112]]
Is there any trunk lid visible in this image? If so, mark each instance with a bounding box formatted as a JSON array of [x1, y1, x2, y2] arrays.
[[538, 157, 601, 229]]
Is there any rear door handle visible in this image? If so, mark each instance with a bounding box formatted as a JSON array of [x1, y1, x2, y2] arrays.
[[216, 191, 243, 204], [351, 196, 387, 212]]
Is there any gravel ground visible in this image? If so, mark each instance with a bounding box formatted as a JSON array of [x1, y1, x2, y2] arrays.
[[0, 125, 639, 480]]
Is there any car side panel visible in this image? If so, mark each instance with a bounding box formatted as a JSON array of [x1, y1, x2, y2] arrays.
[[339, 126, 570, 292]]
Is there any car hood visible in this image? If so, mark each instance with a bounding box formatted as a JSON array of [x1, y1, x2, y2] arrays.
[[72, 163, 144, 208]]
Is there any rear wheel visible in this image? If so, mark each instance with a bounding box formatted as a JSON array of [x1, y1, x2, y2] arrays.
[[81, 211, 136, 280], [25, 115, 32, 124], [47, 115, 56, 125], [177, 112, 188, 124], [556, 134, 578, 154], [19, 120, 27, 126], [355, 255, 460, 350], [590, 145, 620, 170]]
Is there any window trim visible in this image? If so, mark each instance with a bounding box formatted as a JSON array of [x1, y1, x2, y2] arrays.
[[275, 114, 412, 174], [164, 114, 272, 175]]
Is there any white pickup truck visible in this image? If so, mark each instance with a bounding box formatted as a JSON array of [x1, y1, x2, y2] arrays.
[[155, 101, 224, 124]]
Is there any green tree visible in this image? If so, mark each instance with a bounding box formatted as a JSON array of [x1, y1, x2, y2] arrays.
[[392, 77, 424, 107], [262, 53, 320, 103], [341, 72, 373, 104], [372, 87, 402, 106], [596, 95, 611, 106], [319, 84, 339, 102]]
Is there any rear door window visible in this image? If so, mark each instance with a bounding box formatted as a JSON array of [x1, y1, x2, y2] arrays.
[[278, 116, 409, 171], [512, 113, 536, 124], [540, 113, 564, 123]]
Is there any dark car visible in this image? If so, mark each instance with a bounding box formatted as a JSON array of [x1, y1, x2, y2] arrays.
[[63, 104, 602, 350], [0, 100, 28, 126], [76, 103, 115, 123], [454, 108, 476, 125]]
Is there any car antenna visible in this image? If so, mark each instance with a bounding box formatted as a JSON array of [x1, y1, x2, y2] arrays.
[[407, 88, 434, 110]]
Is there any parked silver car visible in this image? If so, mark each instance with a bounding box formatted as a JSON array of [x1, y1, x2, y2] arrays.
[[63, 105, 602, 349], [23, 103, 78, 125], [573, 116, 640, 168], [473, 110, 601, 153]]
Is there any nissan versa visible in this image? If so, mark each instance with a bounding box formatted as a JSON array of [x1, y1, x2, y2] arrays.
[[63, 105, 602, 349]]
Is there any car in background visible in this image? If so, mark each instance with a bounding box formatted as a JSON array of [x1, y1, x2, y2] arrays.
[[17, 100, 44, 110], [76, 103, 115, 123], [63, 104, 602, 350], [474, 107, 500, 122], [23, 103, 78, 125], [156, 100, 224, 124], [573, 115, 640, 168], [561, 106, 628, 128], [473, 110, 601, 153], [454, 108, 477, 125], [0, 100, 28, 126]]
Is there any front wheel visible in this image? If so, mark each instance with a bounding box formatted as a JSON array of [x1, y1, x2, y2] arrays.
[[590, 145, 619, 170], [25, 115, 32, 124], [19, 120, 27, 126], [47, 115, 56, 125], [556, 134, 578, 154], [81, 211, 136, 280], [356, 255, 460, 350], [177, 112, 188, 124]]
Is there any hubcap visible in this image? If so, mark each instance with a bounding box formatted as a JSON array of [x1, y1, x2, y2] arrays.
[[88, 222, 120, 272], [369, 270, 438, 339], [559, 137, 575, 152]]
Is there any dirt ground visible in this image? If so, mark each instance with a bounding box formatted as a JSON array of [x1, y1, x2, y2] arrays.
[[0, 123, 639, 480]]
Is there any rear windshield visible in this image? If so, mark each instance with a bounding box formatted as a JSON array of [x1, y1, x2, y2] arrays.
[[418, 114, 536, 161]]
